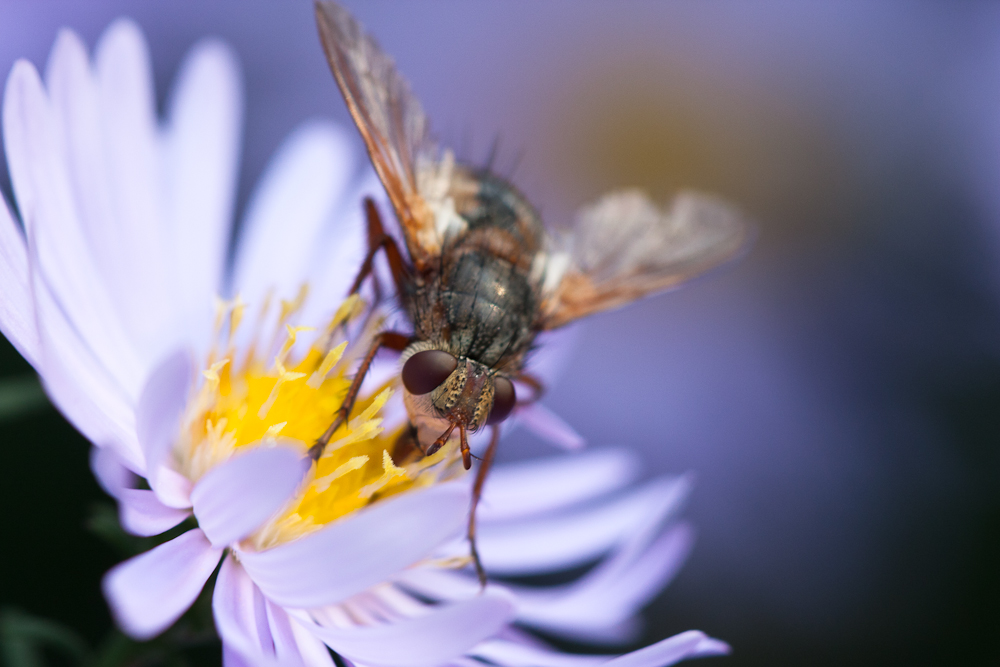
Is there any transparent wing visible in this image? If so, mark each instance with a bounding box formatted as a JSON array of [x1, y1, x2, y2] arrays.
[[540, 189, 751, 329], [315, 1, 441, 268]]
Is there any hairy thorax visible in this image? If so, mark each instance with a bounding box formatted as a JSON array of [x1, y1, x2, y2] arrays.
[[408, 167, 545, 370], [402, 167, 546, 448]]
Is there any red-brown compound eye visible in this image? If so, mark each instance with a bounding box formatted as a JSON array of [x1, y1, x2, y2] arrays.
[[402, 350, 458, 395], [487, 376, 516, 425]]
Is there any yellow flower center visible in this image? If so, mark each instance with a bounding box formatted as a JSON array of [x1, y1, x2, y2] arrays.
[[172, 289, 465, 551]]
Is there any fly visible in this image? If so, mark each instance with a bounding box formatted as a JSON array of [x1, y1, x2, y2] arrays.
[[310, 1, 751, 585]]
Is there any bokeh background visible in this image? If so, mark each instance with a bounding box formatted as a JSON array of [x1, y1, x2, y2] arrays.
[[2, 1, 1000, 665]]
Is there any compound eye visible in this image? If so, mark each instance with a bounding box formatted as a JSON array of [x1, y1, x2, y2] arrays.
[[487, 376, 516, 425], [402, 350, 458, 395]]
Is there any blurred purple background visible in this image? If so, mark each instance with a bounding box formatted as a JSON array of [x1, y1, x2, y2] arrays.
[[1, 1, 999, 665]]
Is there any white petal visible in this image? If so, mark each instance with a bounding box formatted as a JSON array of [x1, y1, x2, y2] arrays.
[[468, 631, 724, 667], [214, 557, 275, 665], [215, 558, 335, 667], [471, 639, 605, 667], [394, 568, 483, 602], [286, 620, 338, 667], [103, 528, 222, 640], [266, 598, 332, 667], [238, 482, 467, 608], [152, 466, 195, 510], [477, 448, 637, 522], [44, 27, 168, 359], [164, 38, 242, 353], [301, 592, 514, 667], [136, 349, 192, 476], [89, 444, 137, 498], [27, 238, 142, 468], [295, 169, 380, 330], [231, 120, 356, 311], [118, 489, 191, 537], [191, 442, 308, 547], [601, 631, 727, 667], [474, 476, 689, 575], [513, 402, 584, 451], [510, 524, 694, 641], [0, 194, 38, 366], [4, 56, 145, 400], [91, 19, 177, 359]]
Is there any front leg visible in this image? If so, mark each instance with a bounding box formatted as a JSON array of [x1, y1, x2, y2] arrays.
[[309, 330, 411, 460], [468, 425, 501, 588], [347, 197, 412, 300]]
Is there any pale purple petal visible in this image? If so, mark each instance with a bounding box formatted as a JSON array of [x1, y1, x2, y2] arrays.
[[150, 465, 194, 510], [5, 49, 145, 398], [477, 448, 637, 522], [523, 324, 581, 388], [285, 620, 337, 667], [471, 640, 605, 667], [215, 558, 334, 667], [515, 402, 585, 451], [103, 528, 222, 640], [0, 193, 38, 366], [44, 25, 170, 361], [118, 489, 191, 536], [474, 476, 689, 575], [214, 557, 274, 665], [231, 120, 356, 312], [301, 592, 514, 667], [295, 169, 380, 330], [266, 598, 332, 667], [89, 444, 138, 499], [511, 524, 694, 641], [136, 348, 192, 477], [223, 646, 253, 667], [191, 442, 308, 547], [91, 19, 179, 359], [6, 53, 145, 463], [395, 568, 484, 602], [27, 240, 141, 468], [238, 483, 467, 608], [601, 631, 725, 667], [164, 37, 242, 354], [474, 632, 720, 667], [690, 637, 730, 658]]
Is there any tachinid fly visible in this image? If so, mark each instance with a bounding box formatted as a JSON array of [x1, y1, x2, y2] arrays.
[[310, 1, 751, 584]]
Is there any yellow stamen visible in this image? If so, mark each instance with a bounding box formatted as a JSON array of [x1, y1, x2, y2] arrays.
[[228, 294, 246, 347], [172, 292, 467, 553], [358, 450, 409, 500], [264, 421, 287, 438], [257, 364, 307, 420], [314, 455, 369, 492], [202, 359, 230, 388], [307, 342, 347, 389], [274, 324, 316, 371]]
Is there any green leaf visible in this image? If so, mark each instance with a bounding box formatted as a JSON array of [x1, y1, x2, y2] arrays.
[[0, 375, 48, 423], [0, 608, 89, 667]]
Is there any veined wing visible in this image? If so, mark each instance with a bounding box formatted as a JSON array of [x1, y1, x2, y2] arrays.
[[539, 189, 751, 329], [315, 1, 442, 269]]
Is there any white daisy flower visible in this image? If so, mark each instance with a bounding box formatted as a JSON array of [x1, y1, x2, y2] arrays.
[[0, 18, 727, 667]]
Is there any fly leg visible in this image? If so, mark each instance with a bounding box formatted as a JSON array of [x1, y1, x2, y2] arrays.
[[348, 197, 411, 299], [308, 330, 411, 461], [468, 425, 500, 588], [324, 198, 411, 349]]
